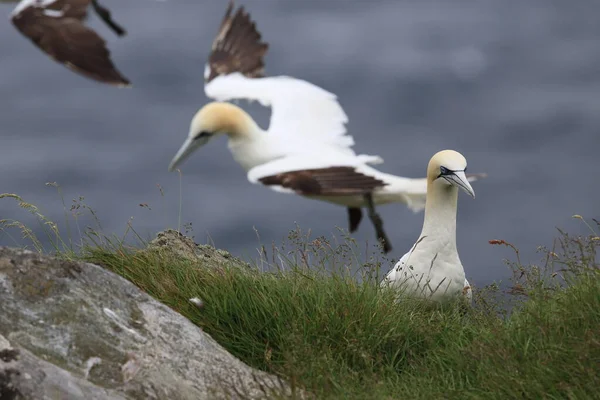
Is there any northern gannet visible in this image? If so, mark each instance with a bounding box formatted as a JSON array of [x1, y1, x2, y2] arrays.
[[381, 150, 474, 304], [168, 2, 485, 253], [7, 0, 130, 86]]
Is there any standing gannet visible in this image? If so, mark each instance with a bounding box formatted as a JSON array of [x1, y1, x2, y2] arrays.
[[168, 2, 485, 253], [6, 0, 130, 86], [381, 150, 475, 304]]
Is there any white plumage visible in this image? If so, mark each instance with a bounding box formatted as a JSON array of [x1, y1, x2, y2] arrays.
[[381, 150, 475, 303], [168, 2, 485, 252], [11, 0, 56, 17], [206, 73, 355, 152]]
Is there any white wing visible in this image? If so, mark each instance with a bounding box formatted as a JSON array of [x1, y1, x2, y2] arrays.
[[383, 255, 474, 305], [381, 251, 410, 286], [205, 73, 354, 150]]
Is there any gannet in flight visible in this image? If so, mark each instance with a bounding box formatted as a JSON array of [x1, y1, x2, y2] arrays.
[[381, 150, 474, 304], [168, 2, 485, 253], [7, 0, 130, 86]]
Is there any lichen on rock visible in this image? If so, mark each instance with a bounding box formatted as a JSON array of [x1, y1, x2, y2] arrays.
[[0, 247, 296, 399]]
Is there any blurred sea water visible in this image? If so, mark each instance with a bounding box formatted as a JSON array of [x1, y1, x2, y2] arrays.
[[0, 0, 598, 287]]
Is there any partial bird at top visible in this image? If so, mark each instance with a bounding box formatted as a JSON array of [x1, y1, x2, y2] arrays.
[[381, 150, 475, 304], [168, 1, 486, 253], [6, 0, 130, 86]]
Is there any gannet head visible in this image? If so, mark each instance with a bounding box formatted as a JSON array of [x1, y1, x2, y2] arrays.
[[168, 102, 252, 172], [427, 150, 475, 198]]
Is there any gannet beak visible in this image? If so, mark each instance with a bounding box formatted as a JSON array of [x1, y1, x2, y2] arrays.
[[168, 136, 208, 172], [445, 170, 475, 198]]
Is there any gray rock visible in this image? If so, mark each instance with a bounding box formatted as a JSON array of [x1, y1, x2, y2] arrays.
[[147, 229, 250, 270], [0, 247, 295, 399]]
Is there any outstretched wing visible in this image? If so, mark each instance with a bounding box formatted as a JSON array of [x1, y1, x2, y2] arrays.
[[204, 0, 268, 83], [10, 0, 89, 18], [204, 2, 353, 151], [11, 0, 130, 86], [247, 155, 387, 195], [259, 167, 386, 196], [207, 74, 352, 150]]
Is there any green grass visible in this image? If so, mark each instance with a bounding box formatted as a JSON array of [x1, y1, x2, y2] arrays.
[[80, 228, 599, 399], [2, 191, 599, 399]]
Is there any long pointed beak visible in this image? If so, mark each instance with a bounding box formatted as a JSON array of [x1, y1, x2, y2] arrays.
[[446, 170, 475, 198], [168, 136, 205, 172]]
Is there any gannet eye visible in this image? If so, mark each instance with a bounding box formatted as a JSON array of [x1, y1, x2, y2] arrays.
[[439, 166, 451, 176], [195, 131, 213, 140]]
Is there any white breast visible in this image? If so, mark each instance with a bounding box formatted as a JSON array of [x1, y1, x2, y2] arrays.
[[382, 236, 466, 303]]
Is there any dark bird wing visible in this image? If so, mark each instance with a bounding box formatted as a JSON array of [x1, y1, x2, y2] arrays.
[[258, 167, 387, 196], [45, 0, 89, 18], [11, 1, 130, 86], [205, 0, 269, 82]]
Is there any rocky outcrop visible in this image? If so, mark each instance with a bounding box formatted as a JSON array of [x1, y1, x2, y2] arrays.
[[0, 247, 293, 399], [147, 229, 250, 269]]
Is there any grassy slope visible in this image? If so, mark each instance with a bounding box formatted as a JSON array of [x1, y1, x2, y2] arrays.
[[2, 192, 598, 398], [82, 231, 600, 400]]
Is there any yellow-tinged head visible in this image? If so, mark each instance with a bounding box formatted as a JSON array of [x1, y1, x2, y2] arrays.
[[426, 149, 475, 198], [190, 102, 256, 139], [168, 102, 257, 172]]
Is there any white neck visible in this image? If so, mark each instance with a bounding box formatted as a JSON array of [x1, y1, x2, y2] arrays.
[[420, 181, 458, 245], [226, 122, 277, 172]]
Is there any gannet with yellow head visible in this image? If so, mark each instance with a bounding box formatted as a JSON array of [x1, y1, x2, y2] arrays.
[[168, 2, 486, 253], [169, 102, 275, 172], [381, 150, 475, 303]]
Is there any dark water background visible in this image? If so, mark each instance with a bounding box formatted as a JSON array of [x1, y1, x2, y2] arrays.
[[1, 0, 598, 287]]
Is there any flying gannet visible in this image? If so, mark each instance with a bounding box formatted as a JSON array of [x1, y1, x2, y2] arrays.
[[381, 150, 474, 304], [168, 2, 485, 253], [7, 0, 130, 86]]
